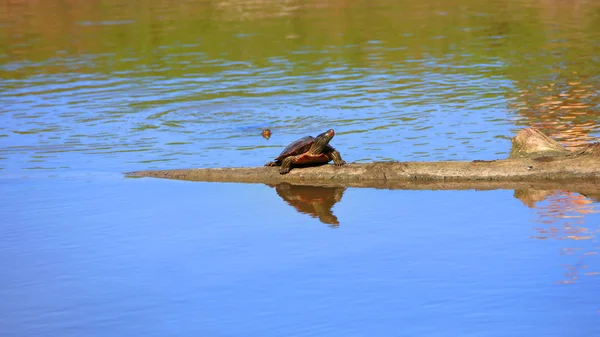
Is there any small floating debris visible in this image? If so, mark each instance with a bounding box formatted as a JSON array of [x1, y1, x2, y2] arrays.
[[262, 129, 271, 139]]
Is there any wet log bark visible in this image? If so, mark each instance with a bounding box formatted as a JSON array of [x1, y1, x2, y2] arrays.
[[128, 128, 600, 185]]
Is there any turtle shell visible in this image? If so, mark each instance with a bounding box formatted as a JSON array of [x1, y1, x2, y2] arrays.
[[274, 136, 334, 161], [275, 136, 314, 161]]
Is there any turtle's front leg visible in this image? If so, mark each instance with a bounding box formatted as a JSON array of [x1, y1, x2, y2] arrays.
[[280, 156, 297, 174], [329, 150, 346, 166]]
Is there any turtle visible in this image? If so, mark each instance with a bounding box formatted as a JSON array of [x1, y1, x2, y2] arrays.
[[265, 129, 346, 174]]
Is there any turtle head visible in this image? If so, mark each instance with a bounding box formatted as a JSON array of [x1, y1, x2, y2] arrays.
[[311, 129, 335, 154]]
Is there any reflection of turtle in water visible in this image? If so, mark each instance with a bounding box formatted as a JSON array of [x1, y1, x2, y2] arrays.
[[265, 129, 345, 174], [267, 182, 346, 226]]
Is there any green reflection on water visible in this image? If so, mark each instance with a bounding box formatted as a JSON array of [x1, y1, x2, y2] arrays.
[[2, 0, 599, 78]]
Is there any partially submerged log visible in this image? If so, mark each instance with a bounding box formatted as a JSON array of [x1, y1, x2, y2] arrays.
[[128, 128, 600, 186]]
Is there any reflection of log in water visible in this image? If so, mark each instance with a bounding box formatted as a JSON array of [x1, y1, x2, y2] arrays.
[[267, 183, 346, 226], [529, 191, 600, 285], [263, 180, 600, 235]]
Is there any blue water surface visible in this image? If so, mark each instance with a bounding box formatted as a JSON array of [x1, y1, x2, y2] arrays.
[[2, 176, 599, 336]]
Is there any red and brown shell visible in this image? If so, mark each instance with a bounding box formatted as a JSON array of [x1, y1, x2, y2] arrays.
[[274, 136, 335, 164]]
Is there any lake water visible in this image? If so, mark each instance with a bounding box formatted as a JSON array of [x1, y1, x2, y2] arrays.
[[2, 0, 600, 336]]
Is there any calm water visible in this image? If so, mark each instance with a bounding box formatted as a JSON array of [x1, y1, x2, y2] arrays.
[[2, 0, 600, 336]]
